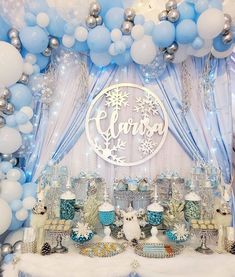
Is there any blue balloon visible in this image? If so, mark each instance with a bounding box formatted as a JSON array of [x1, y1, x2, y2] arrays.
[[26, 0, 49, 14], [0, 16, 10, 41], [178, 2, 196, 20], [10, 200, 23, 212], [134, 15, 145, 25], [114, 41, 126, 54], [10, 84, 33, 110], [16, 168, 26, 184], [19, 26, 49, 54], [209, 0, 222, 10], [73, 41, 89, 53], [121, 35, 133, 49], [22, 182, 37, 198], [64, 23, 75, 35], [152, 21, 175, 48], [24, 12, 37, 26], [36, 54, 49, 70], [192, 37, 204, 49], [0, 161, 13, 173], [47, 9, 66, 38], [176, 19, 197, 44], [87, 26, 111, 52], [3, 254, 14, 264], [113, 50, 132, 66], [213, 35, 231, 52], [90, 51, 111, 67], [104, 7, 124, 30], [15, 111, 29, 125], [6, 115, 17, 128], [98, 0, 123, 17], [143, 20, 155, 35], [195, 0, 209, 14]]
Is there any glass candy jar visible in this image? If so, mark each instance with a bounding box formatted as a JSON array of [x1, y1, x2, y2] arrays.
[[98, 202, 115, 226], [147, 202, 164, 226], [184, 192, 201, 222], [60, 185, 76, 220]]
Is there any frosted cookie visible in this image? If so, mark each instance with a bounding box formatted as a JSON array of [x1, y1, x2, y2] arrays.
[[44, 225, 50, 230], [64, 225, 70, 231], [59, 220, 65, 225], [57, 225, 63, 231], [52, 219, 58, 225], [192, 224, 199, 229], [45, 219, 52, 225], [50, 225, 57, 230], [204, 220, 210, 225], [65, 220, 72, 226], [191, 219, 197, 224], [208, 224, 214, 229], [198, 220, 204, 225], [200, 224, 207, 229]]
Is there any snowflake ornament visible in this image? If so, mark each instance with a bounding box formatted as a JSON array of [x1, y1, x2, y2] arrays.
[[105, 88, 129, 111], [134, 93, 159, 118], [172, 224, 189, 241], [138, 138, 157, 156]]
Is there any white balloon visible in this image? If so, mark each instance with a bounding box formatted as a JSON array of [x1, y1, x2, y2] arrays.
[[18, 122, 33, 134], [4, 228, 25, 245], [62, 35, 75, 48], [172, 44, 189, 63], [0, 127, 22, 154], [36, 12, 50, 28], [23, 62, 34, 75], [0, 180, 23, 203], [16, 208, 28, 221], [131, 25, 145, 40], [131, 35, 156, 65], [0, 198, 12, 235], [6, 169, 21, 181], [111, 29, 122, 42], [197, 8, 224, 39], [23, 196, 36, 210], [20, 106, 34, 120], [75, 26, 88, 42], [211, 45, 234, 58], [25, 53, 37, 65], [0, 42, 23, 87], [188, 40, 212, 57]]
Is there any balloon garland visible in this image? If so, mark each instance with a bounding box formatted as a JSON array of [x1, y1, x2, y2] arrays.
[[0, 0, 234, 237]]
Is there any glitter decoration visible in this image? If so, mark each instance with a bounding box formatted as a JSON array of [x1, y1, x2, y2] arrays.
[[180, 60, 192, 116]]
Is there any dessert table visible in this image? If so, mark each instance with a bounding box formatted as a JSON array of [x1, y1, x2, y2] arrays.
[[3, 238, 235, 277]]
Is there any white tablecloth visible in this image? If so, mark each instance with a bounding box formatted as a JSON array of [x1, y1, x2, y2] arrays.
[[3, 238, 235, 277]]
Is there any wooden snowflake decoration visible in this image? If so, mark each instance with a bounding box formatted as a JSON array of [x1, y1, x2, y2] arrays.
[[105, 88, 129, 111]]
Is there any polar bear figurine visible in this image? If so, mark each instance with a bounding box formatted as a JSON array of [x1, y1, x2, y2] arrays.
[[122, 209, 141, 242]]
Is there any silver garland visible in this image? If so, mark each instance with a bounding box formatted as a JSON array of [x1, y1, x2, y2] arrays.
[[181, 61, 192, 116]]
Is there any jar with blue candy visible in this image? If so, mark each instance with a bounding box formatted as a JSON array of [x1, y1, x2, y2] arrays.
[[60, 179, 76, 220], [99, 202, 115, 226], [147, 202, 164, 226], [184, 192, 201, 222]]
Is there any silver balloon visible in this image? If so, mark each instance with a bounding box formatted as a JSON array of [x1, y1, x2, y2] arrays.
[[49, 37, 60, 49], [86, 15, 97, 29], [222, 32, 233, 45], [0, 98, 7, 110], [167, 9, 180, 23], [159, 47, 167, 53], [167, 42, 178, 54], [9, 157, 18, 166], [164, 52, 175, 62], [13, 241, 23, 254], [1, 154, 12, 161], [222, 22, 231, 34], [0, 116, 5, 128], [1, 244, 13, 258], [11, 37, 22, 50], [224, 13, 232, 24], [158, 10, 168, 21], [18, 73, 29, 85], [165, 0, 177, 11], [8, 28, 19, 39], [95, 15, 103, 26], [124, 8, 136, 22], [3, 103, 14, 115], [89, 2, 101, 17], [42, 47, 52, 57], [0, 88, 11, 100], [121, 21, 134, 35]]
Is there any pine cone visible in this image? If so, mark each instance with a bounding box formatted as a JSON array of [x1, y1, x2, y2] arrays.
[[230, 242, 235, 255], [41, 242, 51, 256]]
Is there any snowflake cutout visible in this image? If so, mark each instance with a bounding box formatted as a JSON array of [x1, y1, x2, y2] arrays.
[[105, 88, 129, 111], [138, 138, 157, 156], [94, 130, 126, 163], [134, 93, 160, 117], [172, 224, 189, 241]]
